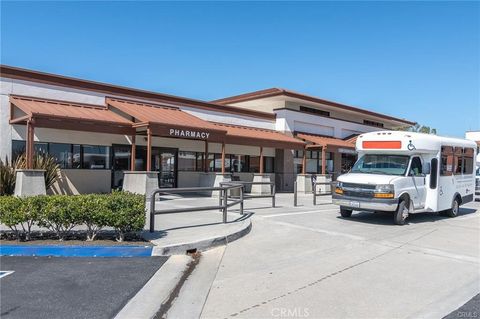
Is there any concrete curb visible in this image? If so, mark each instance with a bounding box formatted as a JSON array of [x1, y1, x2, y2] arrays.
[[165, 246, 226, 319], [151, 219, 251, 256], [114, 255, 191, 319]]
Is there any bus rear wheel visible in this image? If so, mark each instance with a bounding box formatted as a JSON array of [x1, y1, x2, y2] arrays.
[[444, 197, 460, 218], [340, 207, 352, 218], [394, 200, 408, 225]]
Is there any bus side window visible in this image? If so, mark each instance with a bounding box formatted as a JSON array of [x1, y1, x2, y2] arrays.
[[440, 146, 454, 176], [463, 148, 475, 174], [430, 158, 438, 189], [454, 147, 463, 175], [409, 157, 423, 176]]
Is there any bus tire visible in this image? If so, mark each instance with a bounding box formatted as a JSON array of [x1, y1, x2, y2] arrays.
[[394, 200, 408, 225], [445, 197, 460, 218], [340, 207, 352, 218]]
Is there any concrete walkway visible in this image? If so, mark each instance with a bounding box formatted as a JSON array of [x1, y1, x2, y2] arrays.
[[144, 195, 252, 255], [154, 193, 480, 319]]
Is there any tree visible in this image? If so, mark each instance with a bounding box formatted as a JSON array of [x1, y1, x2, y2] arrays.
[[394, 124, 437, 134]]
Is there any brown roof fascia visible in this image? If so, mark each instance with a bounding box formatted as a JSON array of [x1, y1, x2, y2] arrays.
[[213, 88, 415, 126], [1, 65, 276, 121]]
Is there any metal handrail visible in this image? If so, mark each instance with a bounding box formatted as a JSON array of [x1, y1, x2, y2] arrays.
[[149, 185, 244, 232], [220, 181, 276, 208]]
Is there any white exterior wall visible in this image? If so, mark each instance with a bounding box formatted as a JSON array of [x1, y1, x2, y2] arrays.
[[274, 108, 380, 138], [465, 131, 480, 164], [0, 77, 276, 160]]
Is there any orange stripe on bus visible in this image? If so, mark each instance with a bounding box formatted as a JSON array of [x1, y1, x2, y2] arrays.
[[362, 141, 402, 149]]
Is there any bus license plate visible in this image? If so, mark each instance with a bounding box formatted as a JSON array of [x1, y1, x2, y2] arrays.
[[350, 201, 360, 208]]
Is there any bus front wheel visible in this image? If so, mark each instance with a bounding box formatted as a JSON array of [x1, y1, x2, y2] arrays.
[[394, 200, 408, 225], [340, 208, 352, 218]]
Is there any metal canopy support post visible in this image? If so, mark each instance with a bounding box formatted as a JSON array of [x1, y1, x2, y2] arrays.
[[302, 148, 307, 174], [146, 127, 152, 171], [130, 133, 136, 171], [26, 119, 34, 169], [259, 146, 264, 174], [221, 142, 226, 174], [321, 146, 327, 175], [204, 141, 209, 172]]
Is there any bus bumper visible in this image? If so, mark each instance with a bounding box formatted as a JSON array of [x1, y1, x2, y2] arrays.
[[332, 194, 399, 212]]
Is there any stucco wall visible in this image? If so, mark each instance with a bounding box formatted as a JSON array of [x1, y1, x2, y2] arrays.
[[274, 108, 380, 138], [50, 169, 111, 195]]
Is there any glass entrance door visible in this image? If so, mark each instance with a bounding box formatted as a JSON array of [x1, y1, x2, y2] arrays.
[[111, 145, 178, 189], [152, 148, 178, 188], [112, 144, 131, 189]]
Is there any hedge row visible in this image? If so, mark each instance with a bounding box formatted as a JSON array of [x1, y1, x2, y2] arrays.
[[0, 191, 145, 242]]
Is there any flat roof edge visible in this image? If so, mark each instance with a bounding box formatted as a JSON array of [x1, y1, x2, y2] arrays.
[[213, 88, 416, 126], [0, 65, 276, 121]]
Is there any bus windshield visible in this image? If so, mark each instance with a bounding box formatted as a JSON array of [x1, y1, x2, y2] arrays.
[[351, 154, 410, 176]]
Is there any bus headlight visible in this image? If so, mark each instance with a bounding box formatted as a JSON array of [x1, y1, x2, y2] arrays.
[[374, 184, 394, 198], [335, 182, 344, 195]]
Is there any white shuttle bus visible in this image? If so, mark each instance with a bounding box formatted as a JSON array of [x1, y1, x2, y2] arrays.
[[332, 131, 477, 225]]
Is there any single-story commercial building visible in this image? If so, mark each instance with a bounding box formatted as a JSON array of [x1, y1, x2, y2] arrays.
[[0, 65, 414, 194]]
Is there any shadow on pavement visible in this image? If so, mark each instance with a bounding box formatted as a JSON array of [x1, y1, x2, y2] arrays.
[[144, 212, 254, 240], [336, 207, 478, 226]]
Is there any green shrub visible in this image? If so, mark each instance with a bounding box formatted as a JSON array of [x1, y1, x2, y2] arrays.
[[0, 196, 24, 240], [38, 195, 81, 241], [0, 196, 43, 241], [106, 191, 145, 242], [78, 194, 109, 241], [0, 192, 146, 242], [18, 196, 44, 241]]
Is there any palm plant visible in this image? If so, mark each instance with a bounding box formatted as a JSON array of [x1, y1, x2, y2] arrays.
[[0, 154, 60, 196], [0, 157, 16, 195]]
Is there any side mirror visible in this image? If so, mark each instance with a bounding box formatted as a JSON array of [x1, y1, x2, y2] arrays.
[[422, 163, 431, 175]]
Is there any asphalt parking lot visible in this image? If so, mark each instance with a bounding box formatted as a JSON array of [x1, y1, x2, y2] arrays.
[[0, 256, 168, 319]]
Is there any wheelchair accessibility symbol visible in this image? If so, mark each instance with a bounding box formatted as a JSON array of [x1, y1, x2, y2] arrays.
[[407, 140, 416, 151]]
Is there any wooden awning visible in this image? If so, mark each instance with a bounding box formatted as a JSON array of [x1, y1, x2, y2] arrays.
[[106, 97, 227, 142], [296, 132, 356, 149], [213, 123, 306, 149], [9, 95, 134, 134]]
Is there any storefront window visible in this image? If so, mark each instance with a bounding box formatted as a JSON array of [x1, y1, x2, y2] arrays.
[[11, 140, 26, 161], [178, 151, 196, 171], [11, 140, 110, 169], [264, 157, 275, 173], [250, 156, 260, 173], [72, 145, 82, 168], [35, 143, 49, 156], [82, 145, 110, 169], [306, 151, 317, 174], [207, 153, 216, 172], [294, 149, 333, 174], [49, 143, 73, 169], [196, 153, 204, 171], [231, 155, 248, 173]]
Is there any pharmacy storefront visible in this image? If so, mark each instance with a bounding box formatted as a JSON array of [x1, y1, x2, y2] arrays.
[[1, 65, 414, 194]]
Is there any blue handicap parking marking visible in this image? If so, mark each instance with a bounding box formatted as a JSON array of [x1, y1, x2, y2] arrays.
[[0, 271, 14, 278], [0, 245, 153, 257]]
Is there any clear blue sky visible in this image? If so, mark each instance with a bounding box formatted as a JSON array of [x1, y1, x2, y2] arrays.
[[1, 1, 479, 137]]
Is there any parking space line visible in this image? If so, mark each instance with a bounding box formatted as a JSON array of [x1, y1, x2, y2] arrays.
[[0, 271, 14, 278], [260, 208, 338, 218]]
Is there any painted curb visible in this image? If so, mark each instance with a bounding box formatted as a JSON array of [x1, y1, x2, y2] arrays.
[[151, 219, 252, 256], [0, 245, 153, 257], [114, 255, 191, 319]]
